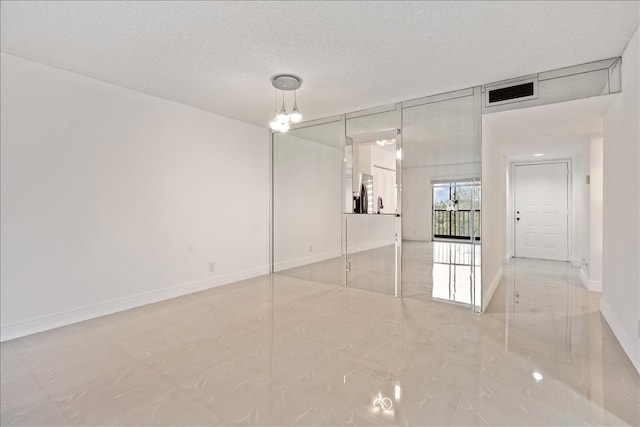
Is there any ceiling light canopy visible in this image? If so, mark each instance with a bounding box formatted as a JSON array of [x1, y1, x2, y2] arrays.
[[269, 74, 303, 132]]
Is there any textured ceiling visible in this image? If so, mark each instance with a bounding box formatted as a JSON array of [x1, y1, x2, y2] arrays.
[[1, 1, 638, 128]]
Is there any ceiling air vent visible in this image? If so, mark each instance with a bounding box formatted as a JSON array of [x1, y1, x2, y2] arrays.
[[485, 78, 538, 107]]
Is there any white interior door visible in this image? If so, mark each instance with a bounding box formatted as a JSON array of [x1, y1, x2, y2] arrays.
[[514, 162, 568, 261]]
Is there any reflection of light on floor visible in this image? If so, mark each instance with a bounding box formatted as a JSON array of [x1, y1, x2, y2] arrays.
[[432, 242, 481, 306], [372, 392, 394, 416]]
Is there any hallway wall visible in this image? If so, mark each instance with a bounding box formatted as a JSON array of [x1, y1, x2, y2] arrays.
[[481, 121, 503, 311], [0, 54, 269, 340], [588, 137, 603, 291], [602, 24, 640, 373]]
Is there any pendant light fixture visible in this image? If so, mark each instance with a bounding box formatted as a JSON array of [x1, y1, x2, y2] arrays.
[[269, 89, 279, 131], [289, 90, 302, 123], [269, 74, 303, 133]]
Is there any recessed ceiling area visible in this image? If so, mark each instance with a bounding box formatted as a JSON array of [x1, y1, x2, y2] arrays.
[[1, 1, 638, 127], [484, 95, 616, 162]]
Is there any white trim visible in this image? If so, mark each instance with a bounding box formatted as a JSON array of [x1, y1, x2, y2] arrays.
[[502, 251, 512, 264], [273, 249, 342, 272], [402, 88, 474, 109], [579, 267, 589, 289], [346, 104, 396, 119], [273, 239, 395, 273], [571, 257, 582, 267], [347, 239, 396, 255], [0, 265, 269, 342], [600, 299, 640, 374], [483, 265, 503, 312], [588, 280, 602, 293]]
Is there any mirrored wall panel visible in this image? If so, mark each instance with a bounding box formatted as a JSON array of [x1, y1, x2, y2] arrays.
[[272, 119, 344, 286], [344, 108, 401, 296], [401, 89, 482, 310]]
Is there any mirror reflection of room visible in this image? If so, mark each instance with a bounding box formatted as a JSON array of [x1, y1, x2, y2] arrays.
[[348, 128, 398, 215], [272, 120, 344, 286], [401, 92, 482, 308], [343, 109, 401, 296]]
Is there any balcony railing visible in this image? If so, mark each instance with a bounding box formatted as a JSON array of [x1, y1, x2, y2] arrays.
[[434, 209, 481, 240]]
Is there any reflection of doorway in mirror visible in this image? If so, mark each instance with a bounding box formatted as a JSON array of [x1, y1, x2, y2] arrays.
[[355, 140, 397, 214], [373, 165, 396, 213]]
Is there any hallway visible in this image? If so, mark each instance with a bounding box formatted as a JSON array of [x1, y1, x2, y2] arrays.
[[1, 259, 638, 426]]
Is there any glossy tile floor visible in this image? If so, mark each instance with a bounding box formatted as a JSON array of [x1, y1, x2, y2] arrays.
[[2, 257, 639, 426], [278, 241, 481, 305], [403, 241, 481, 305]]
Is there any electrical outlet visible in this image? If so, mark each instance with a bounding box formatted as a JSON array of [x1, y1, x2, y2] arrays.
[[209, 262, 215, 272]]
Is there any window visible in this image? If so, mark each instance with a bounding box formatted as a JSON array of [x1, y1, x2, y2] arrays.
[[432, 181, 481, 241]]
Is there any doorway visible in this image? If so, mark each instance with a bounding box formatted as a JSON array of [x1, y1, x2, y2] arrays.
[[514, 162, 569, 261]]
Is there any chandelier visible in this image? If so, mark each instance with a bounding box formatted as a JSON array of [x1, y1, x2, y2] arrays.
[[269, 74, 303, 133]]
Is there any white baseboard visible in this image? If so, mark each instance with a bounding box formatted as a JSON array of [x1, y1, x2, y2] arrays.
[[274, 241, 395, 273], [578, 267, 601, 292], [588, 279, 602, 293], [571, 257, 582, 267], [482, 266, 503, 312], [273, 249, 342, 272], [600, 298, 640, 374], [579, 267, 589, 289], [347, 239, 395, 255], [502, 251, 512, 264], [0, 265, 269, 342]]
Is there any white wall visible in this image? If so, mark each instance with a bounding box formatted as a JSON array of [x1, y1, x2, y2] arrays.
[[588, 137, 603, 291], [499, 156, 508, 263], [573, 142, 591, 286], [273, 133, 342, 271], [370, 145, 397, 214], [345, 214, 397, 253], [359, 144, 397, 213], [481, 121, 503, 311], [601, 24, 640, 373], [505, 164, 514, 262], [0, 54, 269, 340]]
